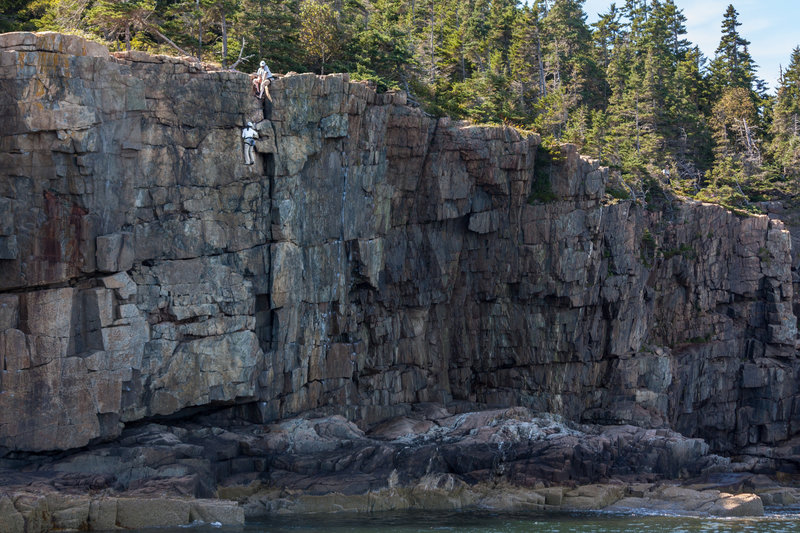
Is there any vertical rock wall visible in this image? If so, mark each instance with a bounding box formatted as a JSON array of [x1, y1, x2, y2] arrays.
[[0, 32, 797, 455], [0, 32, 268, 450]]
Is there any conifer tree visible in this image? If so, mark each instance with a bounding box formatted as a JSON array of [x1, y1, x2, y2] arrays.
[[203, 0, 241, 66], [239, 0, 301, 72], [509, 4, 544, 117], [591, 2, 621, 103], [770, 46, 800, 180], [417, 0, 441, 84], [703, 4, 765, 207], [709, 4, 757, 94], [486, 0, 515, 74], [538, 0, 597, 139], [543, 0, 594, 94], [26, 0, 89, 32], [87, 0, 155, 51], [0, 0, 34, 31], [603, 0, 659, 174], [350, 0, 413, 90], [646, 0, 701, 170], [435, 0, 469, 82], [298, 0, 339, 74], [661, 0, 689, 58], [670, 46, 712, 181], [697, 85, 763, 208], [621, 0, 648, 49]]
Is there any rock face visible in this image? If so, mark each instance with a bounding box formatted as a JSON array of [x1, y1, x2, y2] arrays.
[[0, 31, 799, 465], [0, 32, 266, 451]]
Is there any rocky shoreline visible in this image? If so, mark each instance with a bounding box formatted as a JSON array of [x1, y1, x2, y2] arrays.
[[0, 481, 790, 532], [1, 405, 798, 530], [238, 479, 775, 517]]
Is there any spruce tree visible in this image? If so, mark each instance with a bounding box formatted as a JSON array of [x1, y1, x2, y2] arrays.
[[661, 0, 689, 58], [591, 3, 622, 87], [670, 46, 713, 182], [298, 0, 339, 74], [770, 46, 800, 181], [486, 0, 515, 74], [0, 0, 35, 31], [538, 0, 598, 139], [702, 3, 767, 207], [239, 0, 302, 73], [709, 4, 757, 94], [463, 0, 491, 74], [350, 0, 413, 90], [87, 0, 156, 51]]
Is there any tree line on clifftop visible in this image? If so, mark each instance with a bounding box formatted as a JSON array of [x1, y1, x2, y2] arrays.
[[2, 0, 799, 212]]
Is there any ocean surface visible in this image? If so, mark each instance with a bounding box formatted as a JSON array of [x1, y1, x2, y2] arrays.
[[120, 509, 800, 533]]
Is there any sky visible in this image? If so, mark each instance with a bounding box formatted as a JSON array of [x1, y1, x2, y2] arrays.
[[581, 0, 800, 93]]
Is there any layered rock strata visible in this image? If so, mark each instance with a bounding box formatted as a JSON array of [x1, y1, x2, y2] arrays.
[[0, 31, 798, 472]]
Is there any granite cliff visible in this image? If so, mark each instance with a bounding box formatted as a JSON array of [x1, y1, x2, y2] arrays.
[[0, 31, 799, 528]]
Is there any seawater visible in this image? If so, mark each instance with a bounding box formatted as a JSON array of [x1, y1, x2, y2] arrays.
[[123, 509, 800, 533]]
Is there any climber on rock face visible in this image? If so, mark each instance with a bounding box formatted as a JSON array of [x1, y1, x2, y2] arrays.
[[242, 121, 258, 165], [253, 60, 274, 99]]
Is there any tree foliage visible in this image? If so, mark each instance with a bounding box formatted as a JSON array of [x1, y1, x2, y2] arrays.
[[298, 0, 339, 74], [87, 0, 155, 51], [770, 47, 800, 184]]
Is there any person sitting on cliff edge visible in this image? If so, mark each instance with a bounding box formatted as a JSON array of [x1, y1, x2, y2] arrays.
[[252, 60, 274, 99], [242, 122, 259, 165]]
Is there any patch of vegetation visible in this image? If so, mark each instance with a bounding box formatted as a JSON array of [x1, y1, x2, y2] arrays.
[[606, 186, 631, 200], [642, 176, 674, 212], [639, 229, 657, 268], [641, 230, 656, 248], [663, 244, 696, 260], [529, 179, 557, 204], [757, 246, 772, 266], [528, 145, 563, 204], [695, 184, 763, 216]]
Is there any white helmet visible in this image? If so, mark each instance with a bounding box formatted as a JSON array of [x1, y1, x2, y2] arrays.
[[247, 121, 254, 128], [260, 61, 266, 67]]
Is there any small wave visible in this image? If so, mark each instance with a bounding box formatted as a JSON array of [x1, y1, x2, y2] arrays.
[[179, 519, 223, 529]]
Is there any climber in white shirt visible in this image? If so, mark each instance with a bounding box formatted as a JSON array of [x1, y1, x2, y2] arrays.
[[242, 122, 258, 165]]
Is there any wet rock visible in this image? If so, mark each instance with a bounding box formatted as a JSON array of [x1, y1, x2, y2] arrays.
[[608, 485, 765, 517], [709, 493, 765, 517], [191, 499, 246, 524]]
